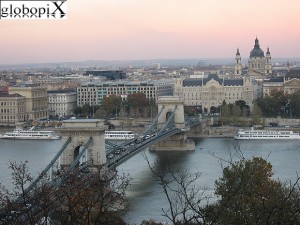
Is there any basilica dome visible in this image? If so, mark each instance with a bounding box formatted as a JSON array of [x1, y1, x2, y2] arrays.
[[250, 37, 264, 58]]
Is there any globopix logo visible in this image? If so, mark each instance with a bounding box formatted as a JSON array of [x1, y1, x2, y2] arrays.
[[0, 0, 67, 19]]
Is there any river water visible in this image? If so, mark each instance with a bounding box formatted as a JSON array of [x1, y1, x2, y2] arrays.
[[1, 137, 300, 224]]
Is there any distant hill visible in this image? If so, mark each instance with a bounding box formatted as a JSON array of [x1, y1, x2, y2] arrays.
[[0, 58, 299, 71]]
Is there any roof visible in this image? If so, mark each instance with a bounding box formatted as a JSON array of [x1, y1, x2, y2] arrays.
[[0, 93, 24, 98], [81, 79, 174, 87], [182, 74, 244, 87], [48, 89, 76, 94], [250, 38, 265, 58], [286, 68, 300, 79], [264, 77, 284, 83]]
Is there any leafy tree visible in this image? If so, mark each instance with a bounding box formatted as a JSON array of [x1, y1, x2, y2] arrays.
[[290, 91, 300, 118], [252, 102, 263, 125], [127, 93, 149, 117], [0, 161, 130, 225], [82, 104, 92, 117], [220, 100, 230, 117], [74, 106, 83, 116], [210, 156, 300, 225], [127, 93, 148, 108], [102, 95, 122, 118], [235, 100, 250, 116], [256, 90, 287, 117], [231, 104, 241, 125], [220, 100, 231, 125]]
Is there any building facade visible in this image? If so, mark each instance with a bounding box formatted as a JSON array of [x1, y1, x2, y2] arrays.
[[174, 74, 253, 113], [48, 89, 77, 117], [77, 80, 174, 107], [263, 76, 300, 97], [9, 84, 49, 121], [0, 92, 26, 126]]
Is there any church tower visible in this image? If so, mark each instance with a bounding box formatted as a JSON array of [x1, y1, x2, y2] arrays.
[[235, 48, 242, 76], [248, 37, 266, 76], [265, 47, 272, 75]]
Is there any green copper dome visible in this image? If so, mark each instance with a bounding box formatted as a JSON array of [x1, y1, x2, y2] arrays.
[[250, 37, 264, 58]]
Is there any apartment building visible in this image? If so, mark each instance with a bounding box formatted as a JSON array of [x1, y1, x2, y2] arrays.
[[48, 89, 77, 117], [0, 92, 26, 126], [77, 80, 174, 107], [9, 84, 49, 121]]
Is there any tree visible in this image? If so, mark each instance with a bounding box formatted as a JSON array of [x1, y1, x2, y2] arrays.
[[144, 154, 211, 225], [0, 161, 130, 225], [209, 156, 300, 225], [147, 147, 300, 225], [252, 102, 263, 125], [74, 106, 83, 117], [127, 93, 148, 118], [220, 100, 230, 125], [231, 105, 241, 125], [102, 95, 122, 118], [235, 100, 250, 117], [127, 93, 148, 108], [82, 104, 92, 117], [290, 91, 300, 118]]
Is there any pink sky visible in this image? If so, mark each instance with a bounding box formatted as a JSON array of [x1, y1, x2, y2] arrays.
[[1, 0, 300, 64]]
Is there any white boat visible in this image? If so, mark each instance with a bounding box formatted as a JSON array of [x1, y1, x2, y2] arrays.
[[105, 130, 136, 140], [0, 127, 60, 140], [234, 127, 300, 140]]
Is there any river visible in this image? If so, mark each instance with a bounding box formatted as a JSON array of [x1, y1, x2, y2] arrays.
[[1, 137, 300, 224]]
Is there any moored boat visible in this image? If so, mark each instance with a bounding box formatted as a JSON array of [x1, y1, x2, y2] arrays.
[[0, 127, 60, 140], [234, 127, 300, 140]]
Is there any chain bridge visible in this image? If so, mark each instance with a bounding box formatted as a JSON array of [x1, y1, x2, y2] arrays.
[[24, 96, 202, 197], [4, 96, 205, 223]]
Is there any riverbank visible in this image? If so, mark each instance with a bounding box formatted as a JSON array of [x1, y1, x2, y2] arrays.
[[187, 125, 300, 138], [188, 126, 237, 138]]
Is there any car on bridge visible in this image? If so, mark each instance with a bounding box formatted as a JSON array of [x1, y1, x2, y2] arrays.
[[107, 154, 114, 159]]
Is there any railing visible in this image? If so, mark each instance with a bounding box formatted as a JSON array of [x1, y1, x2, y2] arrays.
[[107, 127, 181, 169]]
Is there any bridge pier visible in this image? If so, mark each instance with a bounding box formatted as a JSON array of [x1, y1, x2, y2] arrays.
[[151, 132, 195, 151], [154, 96, 196, 151], [58, 119, 106, 170]]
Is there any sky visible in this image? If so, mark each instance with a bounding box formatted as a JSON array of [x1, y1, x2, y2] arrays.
[[1, 0, 300, 64]]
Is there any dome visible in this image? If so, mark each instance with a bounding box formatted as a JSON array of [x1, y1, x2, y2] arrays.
[[250, 37, 264, 58]]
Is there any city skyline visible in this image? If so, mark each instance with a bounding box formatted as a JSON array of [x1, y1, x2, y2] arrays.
[[1, 0, 300, 64]]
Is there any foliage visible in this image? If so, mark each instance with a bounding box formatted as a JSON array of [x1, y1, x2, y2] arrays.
[[101, 95, 122, 118], [78, 93, 157, 119], [0, 161, 130, 225], [144, 154, 210, 225], [74, 104, 100, 118], [220, 100, 250, 125], [127, 93, 148, 108], [255, 89, 300, 118], [252, 102, 263, 125], [147, 147, 300, 225], [209, 155, 300, 225], [289, 90, 300, 118]]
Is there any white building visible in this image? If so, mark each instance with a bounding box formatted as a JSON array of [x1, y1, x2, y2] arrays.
[[77, 80, 174, 107], [48, 89, 77, 117]]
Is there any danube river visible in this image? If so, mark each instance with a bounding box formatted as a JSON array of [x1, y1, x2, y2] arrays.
[[1, 137, 300, 224]]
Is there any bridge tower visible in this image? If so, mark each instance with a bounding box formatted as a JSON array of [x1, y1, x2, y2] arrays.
[[153, 96, 195, 151], [58, 119, 106, 169]]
